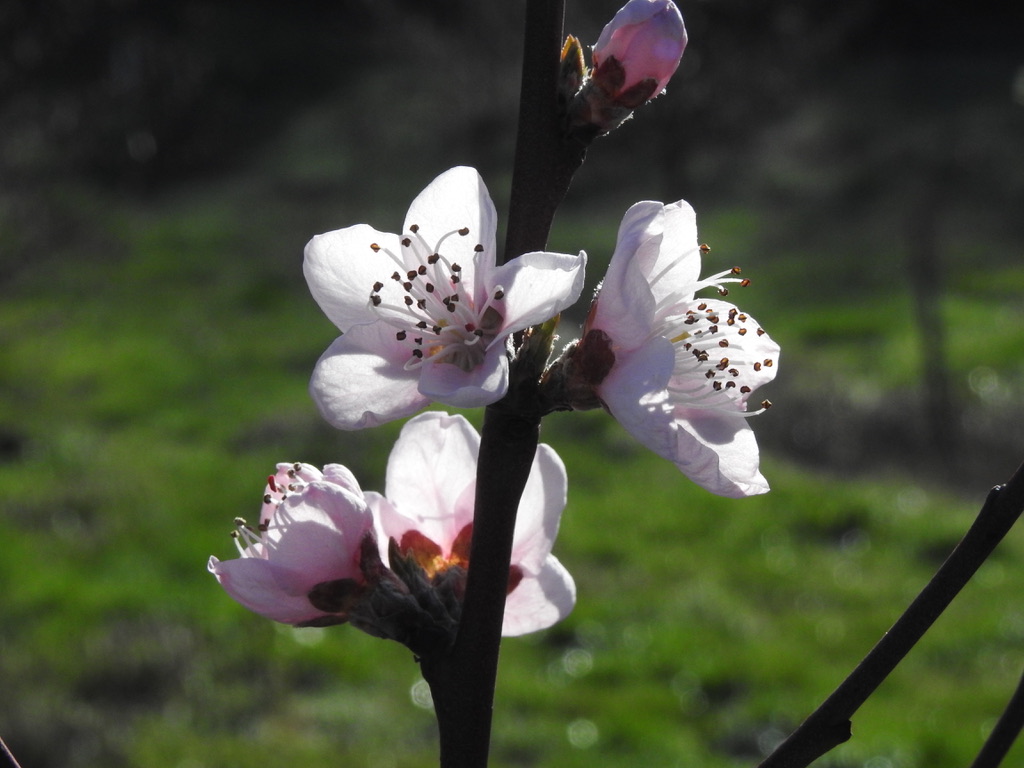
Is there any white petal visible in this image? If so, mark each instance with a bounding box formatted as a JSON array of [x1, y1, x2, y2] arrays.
[[671, 412, 770, 497], [417, 343, 509, 407], [643, 200, 702, 306], [511, 444, 567, 572], [384, 412, 480, 544], [502, 556, 576, 636], [304, 225, 401, 332], [603, 339, 770, 497], [309, 325, 429, 430], [599, 337, 677, 454], [590, 201, 662, 348], [403, 167, 498, 292], [490, 250, 587, 336]]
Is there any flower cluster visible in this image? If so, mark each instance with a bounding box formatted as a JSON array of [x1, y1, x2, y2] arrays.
[[210, 413, 575, 644], [211, 0, 779, 654]]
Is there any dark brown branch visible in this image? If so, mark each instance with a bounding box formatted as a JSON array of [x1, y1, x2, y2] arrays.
[[418, 2, 571, 767], [758, 460, 1024, 768], [969, 664, 1024, 768], [502, 0, 584, 263]]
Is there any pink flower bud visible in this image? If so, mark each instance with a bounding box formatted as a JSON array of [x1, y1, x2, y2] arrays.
[[593, 0, 687, 96]]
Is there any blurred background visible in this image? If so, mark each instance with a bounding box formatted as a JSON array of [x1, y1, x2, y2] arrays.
[[2, 1, 1023, 766]]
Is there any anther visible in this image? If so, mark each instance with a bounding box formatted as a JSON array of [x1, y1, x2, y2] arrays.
[[458, 227, 469, 236], [719, 340, 729, 347], [761, 399, 773, 409], [370, 243, 381, 252], [401, 237, 412, 247], [263, 493, 272, 504], [731, 266, 742, 274], [373, 281, 384, 292], [699, 243, 710, 254], [740, 279, 751, 287], [494, 289, 505, 300], [371, 296, 382, 306], [474, 244, 484, 252], [754, 362, 762, 371], [409, 224, 419, 233], [396, 331, 407, 341]]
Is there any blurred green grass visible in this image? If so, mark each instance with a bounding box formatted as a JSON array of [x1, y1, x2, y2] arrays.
[[3, 128, 1024, 768]]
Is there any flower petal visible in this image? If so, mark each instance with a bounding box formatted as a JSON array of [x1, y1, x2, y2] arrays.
[[304, 225, 401, 332], [310, 325, 429, 430], [403, 167, 498, 293], [417, 343, 509, 407], [511, 444, 567, 572], [602, 339, 770, 496], [208, 556, 327, 625], [642, 200, 701, 306], [671, 412, 770, 497], [502, 556, 576, 636], [383, 412, 480, 545], [490, 250, 588, 337], [264, 484, 370, 579], [590, 201, 662, 348]]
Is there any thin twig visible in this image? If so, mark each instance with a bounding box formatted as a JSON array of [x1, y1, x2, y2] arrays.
[[969, 664, 1024, 768], [0, 736, 23, 768], [758, 461, 1024, 768]]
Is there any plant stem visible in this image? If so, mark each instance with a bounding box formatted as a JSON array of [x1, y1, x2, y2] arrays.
[[758, 461, 1024, 768], [419, 2, 577, 767], [969, 664, 1024, 768], [0, 736, 23, 768], [502, 0, 584, 265]]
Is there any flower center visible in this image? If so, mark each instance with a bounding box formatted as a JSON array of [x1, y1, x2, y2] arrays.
[[652, 264, 775, 415], [367, 224, 505, 373], [397, 523, 523, 594]]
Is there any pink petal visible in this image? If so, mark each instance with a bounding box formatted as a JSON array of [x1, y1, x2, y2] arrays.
[[309, 325, 429, 430], [502, 556, 577, 636], [383, 413, 480, 544], [321, 464, 363, 495], [208, 556, 326, 625], [263, 485, 369, 581]]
